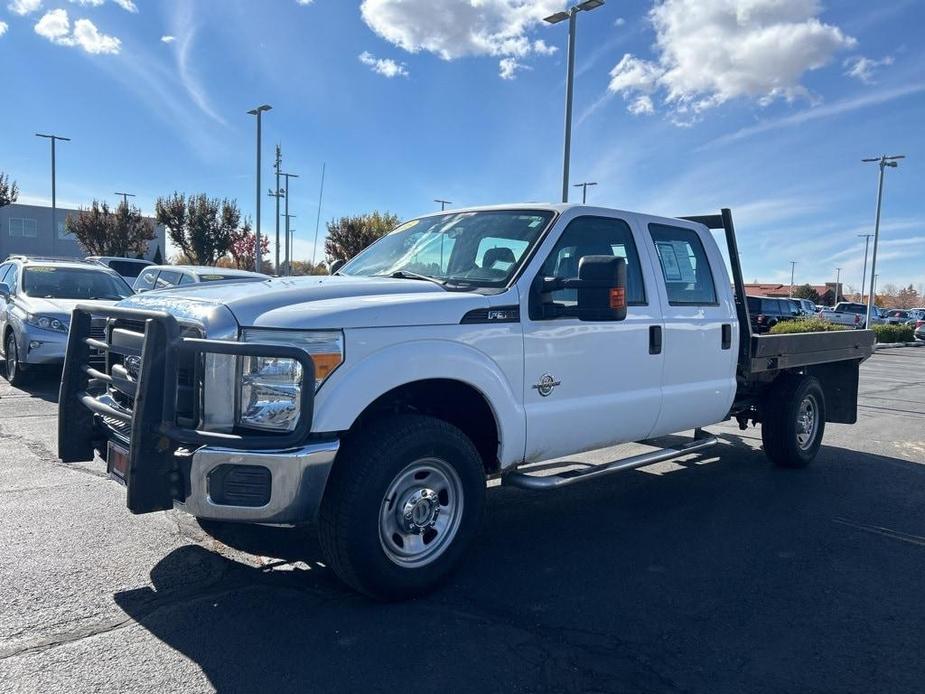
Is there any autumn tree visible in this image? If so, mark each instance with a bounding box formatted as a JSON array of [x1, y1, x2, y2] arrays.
[[791, 284, 820, 303], [324, 211, 399, 262], [289, 260, 329, 276], [896, 284, 920, 309], [0, 172, 18, 208], [65, 200, 156, 257], [227, 220, 270, 271], [155, 193, 242, 265]]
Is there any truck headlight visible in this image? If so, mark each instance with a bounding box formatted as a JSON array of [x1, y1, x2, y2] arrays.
[[237, 329, 344, 432], [26, 313, 69, 333]]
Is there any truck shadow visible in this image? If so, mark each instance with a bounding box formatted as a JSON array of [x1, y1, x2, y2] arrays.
[[113, 436, 925, 694]]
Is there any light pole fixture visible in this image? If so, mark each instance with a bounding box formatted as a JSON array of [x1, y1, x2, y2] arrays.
[[247, 104, 272, 273], [281, 172, 299, 275], [545, 0, 605, 204], [573, 181, 597, 204], [862, 154, 904, 327], [857, 233, 873, 302], [434, 199, 452, 211], [788, 261, 797, 298], [114, 192, 136, 208], [35, 133, 70, 255]]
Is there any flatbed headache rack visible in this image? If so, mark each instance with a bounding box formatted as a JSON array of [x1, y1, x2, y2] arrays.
[[680, 209, 875, 378]]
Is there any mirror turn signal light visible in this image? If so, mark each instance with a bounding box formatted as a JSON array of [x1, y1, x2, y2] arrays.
[[609, 288, 626, 310]]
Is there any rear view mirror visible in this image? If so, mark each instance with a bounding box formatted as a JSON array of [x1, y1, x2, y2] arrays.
[[576, 255, 627, 322]]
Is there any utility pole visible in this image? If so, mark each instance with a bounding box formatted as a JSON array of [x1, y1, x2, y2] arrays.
[[434, 199, 452, 211], [283, 213, 296, 274], [247, 104, 272, 273], [862, 154, 905, 327], [114, 192, 135, 208], [312, 163, 326, 267], [35, 133, 70, 255], [788, 261, 797, 298], [544, 1, 605, 203], [271, 144, 283, 272], [835, 267, 842, 304], [857, 233, 873, 302], [573, 181, 597, 204], [281, 171, 299, 275]]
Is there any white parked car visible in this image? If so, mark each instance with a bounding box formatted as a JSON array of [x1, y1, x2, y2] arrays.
[[58, 205, 874, 599], [133, 265, 268, 292]]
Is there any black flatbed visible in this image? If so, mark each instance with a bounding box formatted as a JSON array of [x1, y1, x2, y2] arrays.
[[748, 329, 875, 373]]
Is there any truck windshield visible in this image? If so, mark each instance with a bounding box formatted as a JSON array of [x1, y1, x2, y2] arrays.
[[23, 267, 134, 300], [339, 210, 555, 288]]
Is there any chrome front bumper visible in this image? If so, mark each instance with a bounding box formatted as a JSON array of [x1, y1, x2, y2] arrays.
[[176, 439, 339, 524]]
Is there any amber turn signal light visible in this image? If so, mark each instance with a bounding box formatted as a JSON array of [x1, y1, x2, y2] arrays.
[[609, 287, 626, 310]]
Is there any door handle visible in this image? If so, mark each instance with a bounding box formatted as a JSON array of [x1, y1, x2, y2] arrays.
[[649, 325, 662, 355], [721, 324, 732, 350]]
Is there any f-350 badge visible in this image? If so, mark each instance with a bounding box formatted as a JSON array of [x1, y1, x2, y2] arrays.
[[532, 373, 561, 397]]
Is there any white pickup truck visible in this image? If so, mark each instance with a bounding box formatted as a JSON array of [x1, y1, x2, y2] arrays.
[[59, 205, 874, 600]]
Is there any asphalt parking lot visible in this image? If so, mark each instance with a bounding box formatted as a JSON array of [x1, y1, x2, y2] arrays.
[[1, 348, 924, 694]]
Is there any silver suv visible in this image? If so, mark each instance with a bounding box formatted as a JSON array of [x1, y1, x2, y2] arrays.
[[0, 256, 134, 386]]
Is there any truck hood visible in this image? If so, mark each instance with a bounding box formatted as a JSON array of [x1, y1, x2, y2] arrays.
[[118, 275, 491, 329]]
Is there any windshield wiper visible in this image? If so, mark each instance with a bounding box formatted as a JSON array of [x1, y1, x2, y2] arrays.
[[385, 270, 448, 287]]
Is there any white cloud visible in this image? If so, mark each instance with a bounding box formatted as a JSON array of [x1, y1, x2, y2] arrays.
[[69, 0, 136, 10], [360, 0, 564, 77], [628, 95, 654, 115], [8, 0, 42, 16], [614, 17, 626, 27], [34, 8, 120, 54], [499, 57, 528, 80], [69, 0, 104, 6], [160, 34, 175, 43], [843, 55, 894, 84], [296, 0, 314, 4], [608, 0, 856, 119], [112, 0, 137, 12], [0, 21, 7, 36], [359, 50, 409, 78]]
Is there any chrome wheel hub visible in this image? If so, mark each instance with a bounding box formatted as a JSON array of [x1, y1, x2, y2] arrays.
[[796, 395, 818, 449], [379, 458, 464, 568]]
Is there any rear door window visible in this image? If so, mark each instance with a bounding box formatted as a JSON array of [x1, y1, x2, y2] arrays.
[[761, 299, 779, 315], [178, 272, 195, 285], [135, 269, 158, 291], [648, 224, 717, 305], [155, 270, 182, 289]]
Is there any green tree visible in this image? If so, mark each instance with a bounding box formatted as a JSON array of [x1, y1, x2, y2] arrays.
[[65, 200, 156, 257], [155, 193, 242, 265], [792, 284, 820, 304], [0, 172, 19, 208], [324, 211, 399, 261]]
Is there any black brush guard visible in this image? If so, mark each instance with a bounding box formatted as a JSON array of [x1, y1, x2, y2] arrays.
[[58, 305, 316, 514]]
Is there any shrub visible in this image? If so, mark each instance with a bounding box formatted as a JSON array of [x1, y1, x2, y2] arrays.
[[769, 318, 849, 334], [872, 324, 915, 343]]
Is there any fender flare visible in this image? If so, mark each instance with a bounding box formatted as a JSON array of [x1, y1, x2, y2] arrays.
[[312, 339, 526, 468]]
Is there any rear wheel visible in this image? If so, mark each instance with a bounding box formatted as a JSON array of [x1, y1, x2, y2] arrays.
[[318, 414, 485, 601], [3, 332, 29, 388], [761, 375, 825, 468]]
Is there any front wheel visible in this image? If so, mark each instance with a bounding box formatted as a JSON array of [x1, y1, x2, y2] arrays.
[[761, 375, 825, 468], [4, 332, 29, 388], [318, 414, 486, 600]]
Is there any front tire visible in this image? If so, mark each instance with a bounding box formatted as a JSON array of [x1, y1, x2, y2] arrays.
[[761, 375, 825, 468], [4, 332, 29, 388], [318, 414, 486, 600]]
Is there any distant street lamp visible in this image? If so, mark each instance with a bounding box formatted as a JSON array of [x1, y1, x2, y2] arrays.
[[312, 163, 326, 266], [857, 233, 873, 301], [788, 261, 797, 298], [35, 133, 70, 255], [862, 154, 905, 327], [114, 192, 136, 208], [573, 181, 597, 204], [544, 0, 606, 203], [283, 213, 296, 275], [434, 199, 452, 211], [247, 104, 272, 273], [835, 267, 841, 303], [281, 172, 299, 275]]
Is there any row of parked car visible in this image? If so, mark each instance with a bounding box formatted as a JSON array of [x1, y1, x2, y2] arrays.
[[748, 295, 925, 337], [0, 254, 267, 386]]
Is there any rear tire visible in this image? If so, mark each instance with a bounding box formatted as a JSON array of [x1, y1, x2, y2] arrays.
[[761, 375, 825, 468], [3, 332, 29, 388], [318, 414, 486, 601]]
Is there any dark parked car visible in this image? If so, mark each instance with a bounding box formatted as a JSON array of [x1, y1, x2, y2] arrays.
[[882, 309, 910, 325], [747, 296, 801, 333]]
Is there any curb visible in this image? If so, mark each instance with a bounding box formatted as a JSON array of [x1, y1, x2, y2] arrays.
[[874, 341, 924, 350]]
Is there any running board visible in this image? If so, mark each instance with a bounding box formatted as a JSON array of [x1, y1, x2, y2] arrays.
[[502, 432, 718, 490]]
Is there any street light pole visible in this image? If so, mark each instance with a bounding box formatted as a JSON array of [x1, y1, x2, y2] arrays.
[[544, 1, 605, 204], [312, 163, 326, 267], [281, 172, 299, 275], [35, 133, 70, 255], [434, 199, 452, 211], [835, 267, 841, 303], [857, 233, 873, 302], [247, 105, 272, 273], [788, 261, 797, 298], [573, 181, 597, 204], [862, 154, 904, 327]]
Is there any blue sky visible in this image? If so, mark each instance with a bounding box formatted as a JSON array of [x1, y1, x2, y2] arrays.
[[1, 0, 923, 291]]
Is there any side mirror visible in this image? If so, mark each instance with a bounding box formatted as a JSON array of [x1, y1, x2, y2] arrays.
[[576, 255, 627, 322], [329, 259, 346, 274], [0, 283, 10, 301]]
